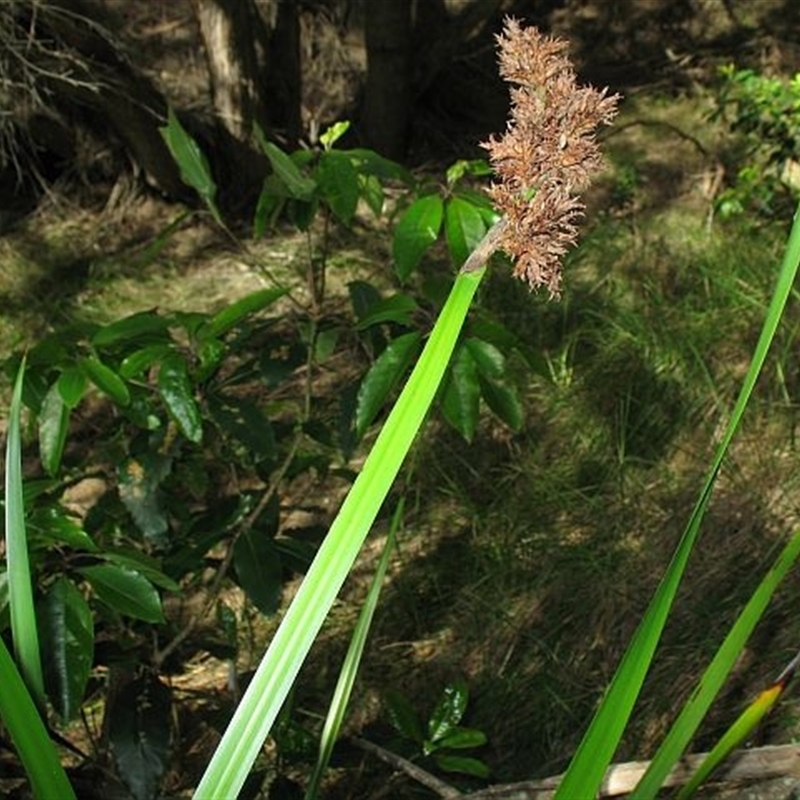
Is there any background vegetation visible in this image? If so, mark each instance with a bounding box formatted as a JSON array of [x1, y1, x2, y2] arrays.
[[3, 1, 800, 798]]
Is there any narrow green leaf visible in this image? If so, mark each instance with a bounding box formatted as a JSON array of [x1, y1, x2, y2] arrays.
[[207, 287, 289, 338], [91, 310, 171, 348], [193, 268, 486, 800], [434, 753, 490, 778], [39, 381, 70, 476], [427, 680, 469, 745], [555, 199, 800, 798], [157, 353, 202, 443], [445, 196, 488, 267], [233, 531, 283, 616], [256, 131, 317, 200], [5, 357, 45, 706], [631, 525, 800, 799], [305, 502, 401, 800], [355, 332, 422, 438], [81, 356, 131, 406], [392, 195, 444, 283], [38, 577, 93, 721], [160, 107, 222, 223], [0, 635, 76, 800], [79, 564, 164, 623], [317, 150, 360, 224], [441, 345, 480, 442]]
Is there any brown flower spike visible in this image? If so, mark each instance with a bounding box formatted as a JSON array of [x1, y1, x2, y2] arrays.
[[479, 19, 618, 294]]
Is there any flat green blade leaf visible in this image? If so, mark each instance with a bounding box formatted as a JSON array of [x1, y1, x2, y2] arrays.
[[355, 332, 422, 438], [317, 150, 360, 224], [445, 196, 488, 267], [38, 577, 93, 721], [110, 673, 171, 800], [81, 356, 131, 407], [393, 194, 444, 283], [440, 345, 480, 442], [91, 310, 171, 348], [160, 107, 221, 223], [118, 453, 172, 545], [427, 680, 469, 745], [157, 352, 202, 443], [207, 287, 289, 338], [39, 381, 70, 476], [233, 530, 283, 616], [555, 198, 800, 799], [5, 357, 45, 705], [79, 564, 164, 623]]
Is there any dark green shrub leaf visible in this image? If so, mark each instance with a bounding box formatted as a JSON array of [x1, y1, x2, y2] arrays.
[[355, 332, 422, 438], [38, 577, 93, 721], [464, 337, 505, 379], [355, 294, 419, 330], [79, 564, 164, 623], [445, 196, 487, 267], [348, 280, 383, 321], [118, 453, 172, 545], [317, 150, 359, 224], [208, 395, 276, 464], [157, 353, 202, 443], [119, 344, 174, 380], [256, 132, 316, 200], [393, 194, 444, 283], [109, 674, 171, 800], [434, 753, 490, 778], [160, 107, 220, 222], [435, 726, 487, 750], [233, 530, 282, 616], [81, 357, 131, 406], [441, 347, 480, 442], [91, 311, 171, 348], [102, 551, 181, 593], [479, 376, 524, 432], [28, 506, 97, 552], [253, 177, 285, 238], [56, 367, 87, 409], [207, 287, 289, 338], [446, 159, 492, 186], [427, 680, 469, 744], [39, 382, 69, 476], [344, 148, 413, 184], [359, 173, 384, 216], [384, 690, 424, 743]]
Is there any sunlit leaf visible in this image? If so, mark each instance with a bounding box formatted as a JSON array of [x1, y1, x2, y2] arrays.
[[393, 194, 444, 283], [445, 196, 487, 267], [207, 287, 289, 338], [256, 130, 316, 200], [427, 680, 469, 745], [79, 564, 164, 623], [81, 356, 131, 406], [319, 120, 351, 150], [39, 382, 69, 476], [56, 367, 88, 409]]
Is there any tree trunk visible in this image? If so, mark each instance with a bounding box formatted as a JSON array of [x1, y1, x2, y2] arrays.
[[362, 0, 412, 160]]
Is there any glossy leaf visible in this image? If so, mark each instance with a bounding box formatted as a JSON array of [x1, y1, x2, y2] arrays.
[[393, 194, 444, 283], [435, 726, 487, 750], [38, 577, 93, 721], [102, 551, 181, 593], [464, 337, 505, 379], [118, 453, 172, 545], [28, 506, 98, 552], [233, 530, 282, 616], [355, 332, 422, 438], [157, 353, 202, 443], [82, 356, 131, 406], [257, 132, 316, 200], [80, 564, 164, 623], [317, 150, 360, 224], [427, 680, 469, 745], [56, 366, 88, 409], [92, 310, 171, 348], [39, 381, 69, 476], [440, 346, 480, 442], [119, 344, 174, 380], [445, 195, 487, 267], [110, 674, 171, 800], [207, 287, 289, 338]]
